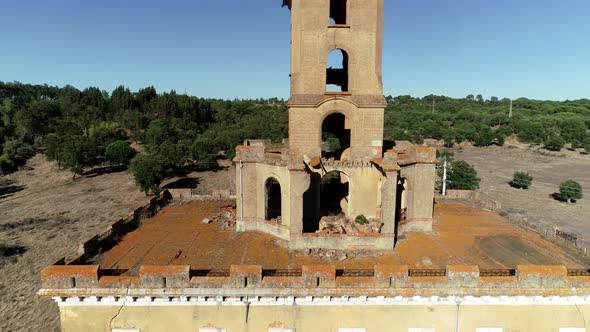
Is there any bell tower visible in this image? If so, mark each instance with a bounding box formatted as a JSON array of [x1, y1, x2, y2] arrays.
[[234, 1, 436, 250], [285, 0, 387, 160]]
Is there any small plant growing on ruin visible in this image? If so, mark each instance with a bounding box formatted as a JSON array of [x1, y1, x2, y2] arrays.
[[559, 180, 583, 203], [512, 171, 533, 189], [354, 215, 369, 225]]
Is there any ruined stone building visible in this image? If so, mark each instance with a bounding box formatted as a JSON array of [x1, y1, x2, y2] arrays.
[[235, 0, 436, 249], [38, 1, 590, 332]]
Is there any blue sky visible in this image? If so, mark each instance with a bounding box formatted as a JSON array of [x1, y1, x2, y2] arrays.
[[0, 0, 588, 101]]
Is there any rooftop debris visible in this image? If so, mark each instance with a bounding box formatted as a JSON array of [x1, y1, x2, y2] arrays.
[[318, 214, 383, 235], [208, 206, 237, 230]]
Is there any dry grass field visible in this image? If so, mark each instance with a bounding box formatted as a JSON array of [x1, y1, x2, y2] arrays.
[[0, 155, 149, 331], [452, 143, 590, 236]]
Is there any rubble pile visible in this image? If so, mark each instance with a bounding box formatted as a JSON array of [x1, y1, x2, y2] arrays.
[[318, 214, 382, 235], [303, 248, 349, 261], [268, 216, 283, 225], [203, 206, 236, 230]]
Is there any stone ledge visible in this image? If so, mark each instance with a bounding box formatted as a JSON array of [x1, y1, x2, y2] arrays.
[[39, 265, 590, 295]]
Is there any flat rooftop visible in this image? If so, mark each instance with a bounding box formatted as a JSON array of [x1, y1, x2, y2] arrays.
[[94, 201, 590, 273]]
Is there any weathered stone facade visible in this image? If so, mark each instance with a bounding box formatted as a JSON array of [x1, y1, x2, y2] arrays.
[[235, 0, 437, 249]]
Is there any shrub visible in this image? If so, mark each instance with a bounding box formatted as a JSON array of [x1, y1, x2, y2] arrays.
[[105, 140, 136, 165], [354, 215, 369, 225], [544, 135, 566, 151], [474, 127, 495, 147], [2, 138, 34, 160], [322, 132, 341, 152], [410, 131, 424, 145], [512, 171, 533, 189], [559, 180, 583, 203], [447, 160, 480, 190], [495, 132, 506, 146], [0, 154, 16, 174], [442, 133, 455, 148]]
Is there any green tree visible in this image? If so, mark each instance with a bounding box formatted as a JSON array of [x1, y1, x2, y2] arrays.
[[544, 135, 566, 151], [111, 85, 136, 111], [81, 87, 107, 110], [512, 171, 533, 189], [474, 127, 495, 147], [559, 118, 587, 144], [191, 137, 217, 164], [105, 140, 136, 165], [516, 121, 546, 143], [61, 137, 88, 180], [86, 122, 126, 151], [559, 180, 583, 203], [157, 140, 185, 169], [128, 154, 166, 195], [136, 86, 158, 108], [45, 133, 66, 168], [447, 160, 480, 190], [145, 120, 175, 152]]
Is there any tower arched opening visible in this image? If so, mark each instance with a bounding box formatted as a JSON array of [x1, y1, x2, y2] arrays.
[[329, 0, 348, 25], [326, 49, 349, 92], [321, 112, 351, 160]]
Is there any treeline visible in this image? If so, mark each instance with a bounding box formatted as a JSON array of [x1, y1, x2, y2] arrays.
[[1, 82, 589, 190], [384, 94, 590, 151], [0, 82, 287, 180]]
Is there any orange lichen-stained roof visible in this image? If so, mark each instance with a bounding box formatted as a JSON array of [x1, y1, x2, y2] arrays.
[[89, 201, 590, 273]]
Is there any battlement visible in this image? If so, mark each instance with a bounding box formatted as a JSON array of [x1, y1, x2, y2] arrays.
[[40, 264, 590, 298], [384, 146, 438, 167], [234, 140, 295, 167]]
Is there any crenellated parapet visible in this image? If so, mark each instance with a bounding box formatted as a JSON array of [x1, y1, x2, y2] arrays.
[[235, 140, 293, 167], [39, 264, 590, 298]]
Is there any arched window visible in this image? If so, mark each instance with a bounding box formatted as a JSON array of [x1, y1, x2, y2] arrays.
[[329, 0, 347, 25], [322, 113, 351, 160], [265, 178, 282, 221], [326, 49, 349, 92]]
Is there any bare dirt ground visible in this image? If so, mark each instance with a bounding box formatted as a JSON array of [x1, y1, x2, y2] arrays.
[[451, 142, 590, 237], [0, 155, 148, 332]]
